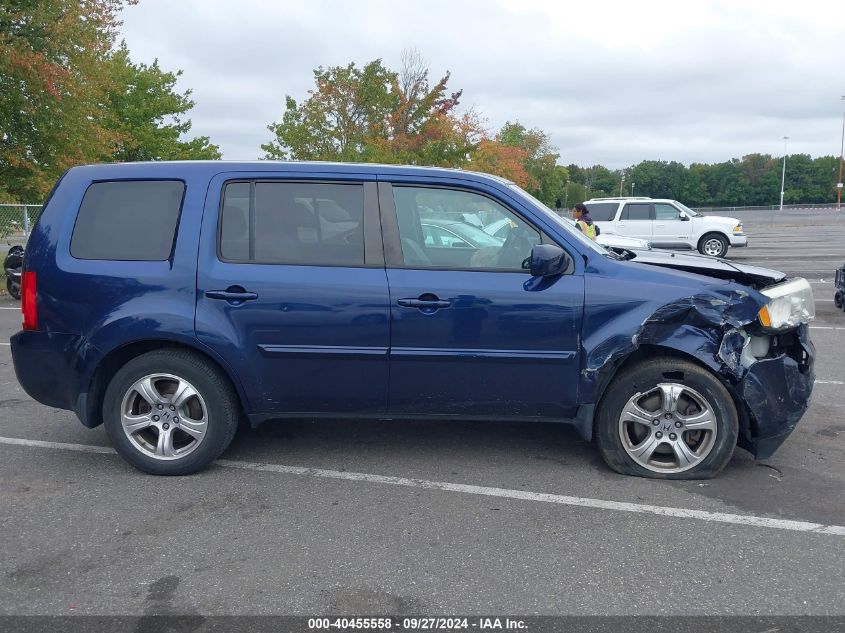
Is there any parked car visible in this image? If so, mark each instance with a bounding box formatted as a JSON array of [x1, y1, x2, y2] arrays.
[[485, 216, 651, 253], [11, 162, 815, 479], [584, 197, 746, 257]]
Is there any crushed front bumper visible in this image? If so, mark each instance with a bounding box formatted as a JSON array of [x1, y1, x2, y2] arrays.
[[735, 325, 815, 459]]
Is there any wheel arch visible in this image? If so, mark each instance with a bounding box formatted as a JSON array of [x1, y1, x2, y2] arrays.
[[697, 230, 730, 252], [591, 343, 752, 446], [79, 339, 251, 429]]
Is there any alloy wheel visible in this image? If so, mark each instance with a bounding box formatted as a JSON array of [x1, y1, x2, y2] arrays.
[[618, 383, 718, 474], [120, 373, 209, 461]]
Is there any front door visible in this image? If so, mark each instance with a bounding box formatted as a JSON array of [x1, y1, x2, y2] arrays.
[[651, 202, 692, 247], [380, 181, 584, 419], [195, 173, 390, 416]]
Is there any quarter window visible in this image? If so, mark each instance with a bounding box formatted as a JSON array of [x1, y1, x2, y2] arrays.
[[71, 180, 184, 261], [392, 186, 540, 270], [622, 203, 652, 221], [584, 202, 618, 221], [220, 182, 365, 266]]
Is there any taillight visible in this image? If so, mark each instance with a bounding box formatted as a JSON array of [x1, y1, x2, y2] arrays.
[[22, 271, 37, 331]]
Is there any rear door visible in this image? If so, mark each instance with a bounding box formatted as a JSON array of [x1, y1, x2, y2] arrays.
[[195, 172, 390, 416], [616, 202, 653, 241], [379, 179, 584, 419]]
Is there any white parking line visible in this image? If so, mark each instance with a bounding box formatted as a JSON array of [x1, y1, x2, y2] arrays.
[[810, 326, 845, 331], [0, 435, 843, 537], [816, 380, 845, 385], [0, 307, 19, 310]]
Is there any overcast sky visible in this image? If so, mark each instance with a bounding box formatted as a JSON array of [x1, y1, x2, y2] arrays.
[[120, 0, 845, 168]]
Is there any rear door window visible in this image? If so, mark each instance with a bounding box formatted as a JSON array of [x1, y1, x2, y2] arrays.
[[71, 180, 185, 260], [621, 203, 652, 221], [220, 181, 365, 266]]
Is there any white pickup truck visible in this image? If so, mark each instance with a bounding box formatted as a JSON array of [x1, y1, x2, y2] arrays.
[[584, 197, 746, 257]]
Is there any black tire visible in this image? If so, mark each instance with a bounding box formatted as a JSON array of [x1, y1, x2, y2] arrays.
[[595, 357, 739, 479], [697, 232, 729, 258], [6, 277, 20, 300], [835, 291, 844, 310], [103, 349, 239, 475]]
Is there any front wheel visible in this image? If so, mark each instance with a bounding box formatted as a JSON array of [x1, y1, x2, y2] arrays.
[[103, 349, 240, 475], [595, 358, 738, 479], [698, 233, 729, 258]]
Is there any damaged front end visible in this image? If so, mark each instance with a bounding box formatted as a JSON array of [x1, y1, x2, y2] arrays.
[[582, 265, 815, 459]]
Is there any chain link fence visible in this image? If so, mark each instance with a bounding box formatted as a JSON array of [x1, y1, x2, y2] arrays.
[[0, 204, 43, 289], [693, 202, 842, 213]]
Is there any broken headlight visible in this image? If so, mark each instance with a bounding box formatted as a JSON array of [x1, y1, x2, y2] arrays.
[[758, 278, 815, 329]]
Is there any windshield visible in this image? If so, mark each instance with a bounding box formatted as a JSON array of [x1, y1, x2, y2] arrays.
[[507, 184, 609, 255], [676, 201, 701, 217]]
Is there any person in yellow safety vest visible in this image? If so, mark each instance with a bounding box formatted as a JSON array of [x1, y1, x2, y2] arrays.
[[572, 203, 600, 240]]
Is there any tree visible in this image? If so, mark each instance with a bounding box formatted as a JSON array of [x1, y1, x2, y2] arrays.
[[1, 1, 217, 202], [466, 139, 532, 188], [262, 52, 475, 167], [263, 60, 397, 162], [1, 0, 134, 201], [104, 43, 220, 162], [497, 121, 568, 205]]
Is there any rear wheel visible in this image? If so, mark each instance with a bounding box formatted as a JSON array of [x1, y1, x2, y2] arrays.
[[698, 233, 729, 258], [103, 349, 239, 475], [6, 277, 20, 300], [595, 358, 738, 479], [835, 291, 844, 310]]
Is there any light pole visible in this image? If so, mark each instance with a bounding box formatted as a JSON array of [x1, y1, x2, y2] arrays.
[[631, 182, 635, 196], [619, 173, 625, 196], [564, 181, 569, 210], [837, 95, 844, 211], [779, 136, 789, 211]]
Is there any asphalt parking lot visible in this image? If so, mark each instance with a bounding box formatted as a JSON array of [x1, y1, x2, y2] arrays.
[[0, 208, 843, 617]]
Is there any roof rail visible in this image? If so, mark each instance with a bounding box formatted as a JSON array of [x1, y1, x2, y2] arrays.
[[588, 196, 652, 201]]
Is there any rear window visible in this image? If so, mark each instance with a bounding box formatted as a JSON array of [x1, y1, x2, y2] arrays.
[[584, 203, 618, 221], [220, 181, 365, 266], [71, 180, 184, 261]]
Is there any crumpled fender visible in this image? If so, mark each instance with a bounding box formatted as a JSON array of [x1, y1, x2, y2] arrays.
[[579, 269, 814, 457], [581, 274, 764, 405]]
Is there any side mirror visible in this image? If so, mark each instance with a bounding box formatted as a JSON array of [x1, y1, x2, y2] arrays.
[[529, 244, 571, 277], [679, 212, 690, 221]]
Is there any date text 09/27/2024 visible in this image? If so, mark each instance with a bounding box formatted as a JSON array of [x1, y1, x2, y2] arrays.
[[308, 617, 527, 630]]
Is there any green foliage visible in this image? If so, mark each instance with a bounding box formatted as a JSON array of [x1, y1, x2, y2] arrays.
[[105, 43, 220, 162], [1, 0, 219, 202], [262, 54, 479, 169], [498, 121, 568, 206], [623, 155, 841, 207]]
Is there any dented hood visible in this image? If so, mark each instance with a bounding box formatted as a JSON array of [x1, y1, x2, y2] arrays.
[[627, 249, 786, 286]]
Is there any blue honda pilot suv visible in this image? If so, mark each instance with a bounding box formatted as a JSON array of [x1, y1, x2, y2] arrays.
[[11, 161, 816, 478]]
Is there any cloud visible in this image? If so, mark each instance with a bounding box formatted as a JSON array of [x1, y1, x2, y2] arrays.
[[119, 0, 845, 167]]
